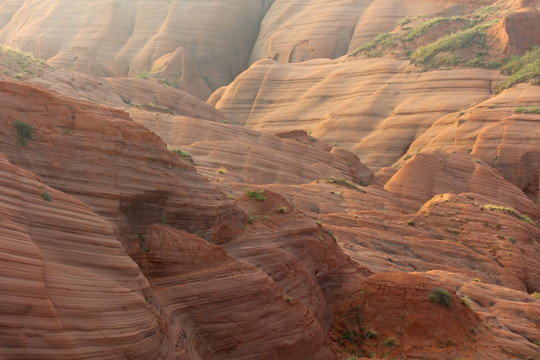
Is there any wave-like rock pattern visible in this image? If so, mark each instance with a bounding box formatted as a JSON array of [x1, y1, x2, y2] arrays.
[[140, 224, 337, 359], [0, 81, 238, 252], [0, 0, 274, 92], [385, 150, 540, 219], [0, 155, 168, 359], [211, 57, 501, 170], [250, 0, 496, 64], [130, 109, 379, 186], [405, 84, 540, 204]]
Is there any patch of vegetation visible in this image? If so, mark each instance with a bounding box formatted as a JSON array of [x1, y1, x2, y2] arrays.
[[138, 233, 150, 252], [0, 46, 45, 79], [135, 71, 151, 79], [325, 177, 367, 193], [532, 292, 540, 300], [160, 216, 167, 224], [381, 336, 398, 348], [326, 230, 337, 242], [533, 339, 540, 347], [475, 5, 499, 16], [246, 189, 266, 201], [337, 305, 366, 358], [404, 17, 465, 42], [407, 220, 416, 226], [217, 167, 227, 175], [364, 329, 378, 339], [496, 46, 540, 93], [169, 148, 196, 165], [514, 107, 540, 114], [351, 33, 398, 57], [466, 54, 501, 69], [483, 204, 538, 226], [439, 339, 457, 347], [410, 22, 494, 67], [278, 206, 288, 213], [398, 17, 411, 27], [461, 296, 471, 308], [430, 288, 451, 307], [41, 189, 51, 202], [132, 102, 172, 114], [13, 120, 33, 146], [403, 154, 412, 161]]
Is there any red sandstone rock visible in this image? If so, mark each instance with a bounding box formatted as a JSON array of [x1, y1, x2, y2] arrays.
[[0, 155, 169, 359], [384, 150, 540, 220]]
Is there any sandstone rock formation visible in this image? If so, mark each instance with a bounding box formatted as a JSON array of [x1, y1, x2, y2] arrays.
[[406, 84, 540, 204], [210, 57, 502, 171], [0, 1, 539, 359], [130, 109, 378, 186], [0, 0, 274, 95], [0, 155, 170, 359], [0, 81, 366, 359], [384, 150, 540, 219], [46, 47, 111, 77], [250, 0, 496, 65]]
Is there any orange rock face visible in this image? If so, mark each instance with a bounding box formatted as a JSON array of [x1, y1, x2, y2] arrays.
[[407, 84, 540, 205], [0, 80, 239, 259], [384, 150, 540, 219], [0, 155, 169, 359], [0, 0, 274, 92], [488, 9, 540, 56], [0, 81, 366, 359], [211, 57, 502, 171], [1, 2, 540, 359]]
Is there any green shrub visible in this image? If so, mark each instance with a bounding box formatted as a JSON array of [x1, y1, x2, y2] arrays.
[[483, 204, 538, 226], [13, 120, 33, 146], [496, 46, 540, 93], [170, 148, 196, 165], [410, 22, 495, 67], [475, 5, 499, 15], [138, 233, 150, 252], [351, 33, 397, 57], [514, 107, 540, 114], [246, 189, 266, 201], [404, 17, 446, 42], [382, 336, 398, 347], [365, 329, 378, 339], [398, 17, 411, 27], [41, 189, 51, 202], [325, 176, 366, 192], [411, 27, 480, 64], [135, 71, 150, 79], [430, 288, 451, 306]]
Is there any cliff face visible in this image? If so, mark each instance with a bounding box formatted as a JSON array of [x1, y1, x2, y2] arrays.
[[0, 0, 506, 98], [0, 1, 539, 359], [0, 0, 274, 96], [0, 154, 170, 359]]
